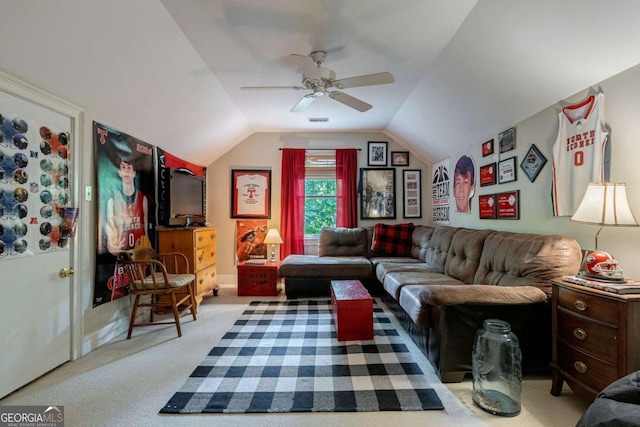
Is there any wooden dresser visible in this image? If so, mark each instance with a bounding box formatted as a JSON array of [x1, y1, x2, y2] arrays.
[[156, 227, 219, 310], [550, 279, 640, 401]]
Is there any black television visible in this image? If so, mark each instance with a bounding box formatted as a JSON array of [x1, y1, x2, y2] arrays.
[[167, 168, 206, 226]]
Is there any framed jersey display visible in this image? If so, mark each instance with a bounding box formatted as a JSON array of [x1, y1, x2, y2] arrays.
[[231, 169, 271, 219], [520, 144, 547, 182]]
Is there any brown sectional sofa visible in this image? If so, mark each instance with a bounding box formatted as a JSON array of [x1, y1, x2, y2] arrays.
[[279, 224, 582, 382]]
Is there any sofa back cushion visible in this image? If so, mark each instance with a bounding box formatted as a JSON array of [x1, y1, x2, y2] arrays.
[[423, 226, 459, 272], [319, 227, 368, 257], [411, 225, 435, 260], [473, 231, 582, 291], [444, 228, 494, 283], [370, 223, 415, 256]]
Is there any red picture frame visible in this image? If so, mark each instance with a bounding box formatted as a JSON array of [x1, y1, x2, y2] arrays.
[[479, 194, 497, 219], [482, 139, 494, 157], [496, 190, 520, 219], [231, 169, 271, 218], [479, 162, 496, 187]]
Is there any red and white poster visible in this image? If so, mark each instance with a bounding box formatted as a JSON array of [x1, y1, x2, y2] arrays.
[[94, 122, 155, 307], [236, 220, 267, 263]]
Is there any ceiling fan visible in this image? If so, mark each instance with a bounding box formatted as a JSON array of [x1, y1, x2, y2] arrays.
[[240, 51, 395, 112]]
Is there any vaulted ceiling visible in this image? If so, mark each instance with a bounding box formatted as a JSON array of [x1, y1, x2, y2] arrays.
[[2, 1, 640, 166]]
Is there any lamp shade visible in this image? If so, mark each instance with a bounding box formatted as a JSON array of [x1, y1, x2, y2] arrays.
[[263, 228, 283, 244], [571, 182, 639, 226]]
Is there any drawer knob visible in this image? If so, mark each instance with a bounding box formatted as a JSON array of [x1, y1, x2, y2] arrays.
[[573, 328, 587, 340], [574, 361, 588, 374], [574, 299, 587, 311], [198, 254, 203, 261]]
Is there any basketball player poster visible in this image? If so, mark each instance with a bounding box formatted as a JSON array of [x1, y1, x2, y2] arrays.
[[552, 92, 609, 216], [431, 158, 450, 224], [93, 122, 155, 307]]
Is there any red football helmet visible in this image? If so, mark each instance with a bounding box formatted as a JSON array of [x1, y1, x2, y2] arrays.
[[584, 251, 623, 279]]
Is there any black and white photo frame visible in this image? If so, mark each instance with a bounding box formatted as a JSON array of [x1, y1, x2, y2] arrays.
[[499, 127, 516, 153], [367, 141, 388, 166]]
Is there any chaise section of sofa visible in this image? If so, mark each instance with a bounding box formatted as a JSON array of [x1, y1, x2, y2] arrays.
[[279, 226, 378, 298]]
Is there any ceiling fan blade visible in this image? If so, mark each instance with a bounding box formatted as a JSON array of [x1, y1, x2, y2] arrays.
[[291, 54, 320, 80], [329, 91, 372, 112], [291, 94, 317, 112], [241, 86, 306, 90], [334, 72, 395, 89]]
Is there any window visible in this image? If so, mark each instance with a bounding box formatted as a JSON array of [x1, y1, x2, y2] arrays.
[[304, 153, 336, 235]]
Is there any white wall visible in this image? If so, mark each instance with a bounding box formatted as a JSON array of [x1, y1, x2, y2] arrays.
[[446, 63, 640, 278], [207, 132, 431, 278]]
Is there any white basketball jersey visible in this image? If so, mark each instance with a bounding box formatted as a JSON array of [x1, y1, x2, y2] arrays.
[[552, 93, 608, 216]]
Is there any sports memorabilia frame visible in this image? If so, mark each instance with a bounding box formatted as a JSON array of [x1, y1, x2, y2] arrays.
[[479, 162, 497, 187], [496, 190, 520, 219], [499, 127, 516, 153], [498, 156, 517, 184], [520, 144, 547, 182], [231, 169, 272, 219], [479, 194, 497, 219], [482, 139, 494, 157]]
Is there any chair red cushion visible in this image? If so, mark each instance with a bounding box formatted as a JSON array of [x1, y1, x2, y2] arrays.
[[371, 223, 415, 256]]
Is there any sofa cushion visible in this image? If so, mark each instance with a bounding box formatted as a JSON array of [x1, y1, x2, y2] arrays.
[[423, 226, 459, 273], [371, 222, 415, 256], [319, 227, 368, 257], [473, 231, 582, 292], [444, 228, 494, 284], [383, 271, 465, 300], [411, 226, 435, 260], [375, 261, 436, 284], [279, 254, 372, 278]]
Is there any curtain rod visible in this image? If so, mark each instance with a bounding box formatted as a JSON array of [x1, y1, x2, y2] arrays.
[[279, 148, 361, 151]]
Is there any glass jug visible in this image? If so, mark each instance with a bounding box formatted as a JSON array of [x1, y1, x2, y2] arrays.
[[472, 319, 522, 416]]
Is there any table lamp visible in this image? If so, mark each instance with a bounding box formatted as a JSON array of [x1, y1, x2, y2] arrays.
[[570, 182, 639, 250], [263, 228, 283, 262]]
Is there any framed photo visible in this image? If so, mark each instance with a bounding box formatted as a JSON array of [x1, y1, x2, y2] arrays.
[[498, 156, 517, 184], [231, 169, 271, 218], [482, 139, 494, 157], [402, 169, 422, 218], [499, 127, 516, 153], [496, 190, 520, 219], [479, 162, 497, 187], [479, 194, 497, 219], [368, 141, 388, 166], [360, 168, 396, 219], [391, 151, 410, 166], [520, 144, 547, 182]]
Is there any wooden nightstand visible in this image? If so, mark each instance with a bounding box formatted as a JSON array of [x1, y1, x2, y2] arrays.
[[550, 278, 640, 402], [237, 261, 281, 296]]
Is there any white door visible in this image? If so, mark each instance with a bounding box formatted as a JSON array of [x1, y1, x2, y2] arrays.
[[0, 72, 82, 399]]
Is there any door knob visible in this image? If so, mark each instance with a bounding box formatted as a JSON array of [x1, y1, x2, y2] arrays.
[[59, 268, 75, 278]]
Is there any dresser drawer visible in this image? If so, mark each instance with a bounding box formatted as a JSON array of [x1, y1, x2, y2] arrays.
[[195, 263, 217, 293], [194, 228, 216, 249], [558, 341, 617, 392], [195, 246, 216, 270], [557, 309, 617, 364], [558, 287, 618, 325]]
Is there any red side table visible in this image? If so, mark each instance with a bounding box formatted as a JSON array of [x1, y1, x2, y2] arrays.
[[237, 261, 281, 296], [330, 280, 374, 341]]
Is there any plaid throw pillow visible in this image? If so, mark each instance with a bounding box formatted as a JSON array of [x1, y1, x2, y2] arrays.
[[371, 223, 415, 256]]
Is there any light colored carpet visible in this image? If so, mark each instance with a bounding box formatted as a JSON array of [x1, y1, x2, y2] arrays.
[[1, 282, 589, 426]]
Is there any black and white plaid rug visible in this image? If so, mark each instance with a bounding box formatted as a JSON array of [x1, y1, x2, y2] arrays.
[[160, 300, 444, 413]]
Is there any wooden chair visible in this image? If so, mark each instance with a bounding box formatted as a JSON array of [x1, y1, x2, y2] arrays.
[[117, 247, 197, 339]]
